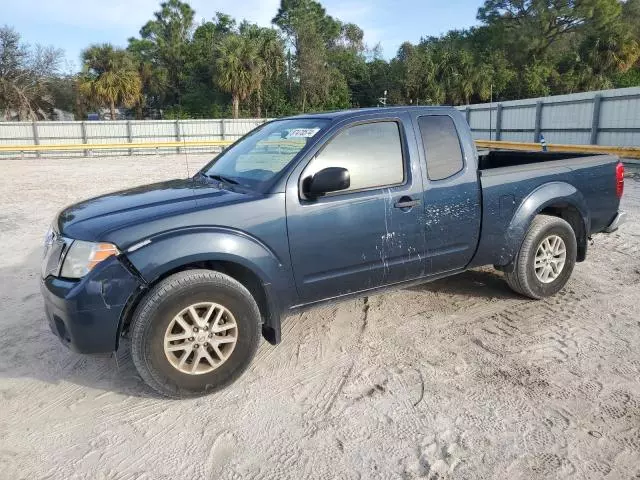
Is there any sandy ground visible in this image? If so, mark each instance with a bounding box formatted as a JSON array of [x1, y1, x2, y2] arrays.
[[0, 154, 639, 480]]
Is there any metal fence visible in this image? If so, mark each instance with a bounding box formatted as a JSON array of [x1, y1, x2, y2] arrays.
[[456, 86, 640, 147], [0, 118, 267, 158]]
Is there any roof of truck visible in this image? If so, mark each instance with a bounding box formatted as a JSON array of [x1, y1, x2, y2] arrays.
[[287, 105, 458, 121]]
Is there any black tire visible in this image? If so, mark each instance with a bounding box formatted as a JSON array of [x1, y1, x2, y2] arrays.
[[505, 214, 577, 299], [130, 269, 261, 398]]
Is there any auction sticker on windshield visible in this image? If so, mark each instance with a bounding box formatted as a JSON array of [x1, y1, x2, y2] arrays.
[[287, 128, 320, 138]]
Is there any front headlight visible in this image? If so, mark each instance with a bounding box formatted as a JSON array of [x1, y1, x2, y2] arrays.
[[60, 240, 119, 279]]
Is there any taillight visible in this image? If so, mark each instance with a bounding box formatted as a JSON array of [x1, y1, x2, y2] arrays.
[[616, 162, 624, 199]]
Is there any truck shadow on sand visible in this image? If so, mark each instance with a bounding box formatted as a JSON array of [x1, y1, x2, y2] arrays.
[[407, 268, 518, 300], [0, 251, 518, 399]]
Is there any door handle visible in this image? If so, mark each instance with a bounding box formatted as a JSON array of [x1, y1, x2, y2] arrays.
[[394, 197, 420, 209]]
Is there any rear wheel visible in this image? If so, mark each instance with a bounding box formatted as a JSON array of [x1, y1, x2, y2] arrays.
[[505, 215, 577, 299], [130, 269, 261, 398]]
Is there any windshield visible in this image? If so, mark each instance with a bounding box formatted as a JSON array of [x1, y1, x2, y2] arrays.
[[200, 118, 330, 190]]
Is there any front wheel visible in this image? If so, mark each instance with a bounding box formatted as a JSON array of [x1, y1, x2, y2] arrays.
[[505, 214, 577, 299], [130, 269, 261, 398]]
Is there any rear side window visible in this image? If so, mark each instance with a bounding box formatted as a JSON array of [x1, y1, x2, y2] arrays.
[[304, 121, 404, 192], [418, 115, 464, 180]]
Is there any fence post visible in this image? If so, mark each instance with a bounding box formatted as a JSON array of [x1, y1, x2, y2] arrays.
[[534, 101, 543, 143], [465, 107, 471, 125], [81, 121, 89, 157], [32, 121, 40, 159], [590, 94, 602, 145], [495, 104, 503, 141], [175, 119, 181, 153], [220, 119, 227, 153], [126, 120, 133, 156]]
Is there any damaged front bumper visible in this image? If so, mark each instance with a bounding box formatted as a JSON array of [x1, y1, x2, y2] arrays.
[[40, 255, 142, 354]]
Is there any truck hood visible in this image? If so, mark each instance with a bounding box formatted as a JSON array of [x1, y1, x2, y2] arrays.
[[56, 178, 252, 243]]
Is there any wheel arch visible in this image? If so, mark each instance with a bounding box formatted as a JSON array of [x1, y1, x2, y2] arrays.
[[117, 229, 293, 346], [500, 182, 590, 269], [538, 203, 587, 262]]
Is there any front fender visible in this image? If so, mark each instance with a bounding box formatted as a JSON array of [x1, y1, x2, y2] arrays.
[[127, 227, 286, 281], [501, 182, 590, 266], [125, 226, 295, 320]]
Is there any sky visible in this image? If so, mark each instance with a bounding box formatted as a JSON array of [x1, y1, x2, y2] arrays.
[[3, 0, 482, 71]]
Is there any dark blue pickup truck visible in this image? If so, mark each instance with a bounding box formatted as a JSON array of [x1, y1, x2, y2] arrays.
[[41, 107, 625, 397]]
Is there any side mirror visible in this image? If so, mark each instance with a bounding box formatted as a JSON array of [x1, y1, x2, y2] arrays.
[[305, 167, 350, 197]]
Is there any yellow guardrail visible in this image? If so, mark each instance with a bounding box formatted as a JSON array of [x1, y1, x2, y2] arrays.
[[476, 140, 640, 159], [0, 138, 639, 158]]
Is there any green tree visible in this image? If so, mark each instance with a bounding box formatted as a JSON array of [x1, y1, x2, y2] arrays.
[[179, 13, 239, 118], [366, 58, 403, 106], [576, 30, 639, 89], [273, 0, 347, 111], [484, 51, 514, 101], [477, 0, 622, 60], [522, 61, 555, 97], [622, 0, 640, 41], [127, 38, 167, 118], [32, 0, 639, 117], [396, 42, 440, 105], [329, 23, 369, 107], [78, 44, 142, 120], [133, 0, 194, 108]]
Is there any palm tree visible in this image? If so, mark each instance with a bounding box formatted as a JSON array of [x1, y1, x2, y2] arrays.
[[434, 47, 488, 105], [452, 50, 478, 105], [243, 26, 284, 117], [579, 31, 640, 90], [78, 44, 142, 120], [215, 34, 261, 119]]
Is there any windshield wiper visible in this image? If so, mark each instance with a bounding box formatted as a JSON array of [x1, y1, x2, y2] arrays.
[[206, 174, 239, 185]]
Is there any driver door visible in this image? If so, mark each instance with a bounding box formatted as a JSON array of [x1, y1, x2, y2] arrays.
[[286, 115, 426, 305]]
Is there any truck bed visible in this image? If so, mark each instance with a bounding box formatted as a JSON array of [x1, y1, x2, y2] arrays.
[[478, 150, 596, 170], [471, 152, 620, 268]]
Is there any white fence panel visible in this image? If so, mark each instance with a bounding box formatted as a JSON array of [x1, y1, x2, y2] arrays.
[[37, 122, 83, 142], [600, 97, 640, 129], [131, 120, 176, 140], [84, 121, 128, 142], [459, 86, 640, 147], [181, 120, 223, 139], [599, 131, 640, 147], [500, 131, 533, 142], [502, 105, 536, 130], [541, 102, 593, 130], [0, 123, 34, 145]]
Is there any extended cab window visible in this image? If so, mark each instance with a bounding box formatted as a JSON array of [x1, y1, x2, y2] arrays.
[[418, 115, 464, 180], [304, 121, 404, 193]]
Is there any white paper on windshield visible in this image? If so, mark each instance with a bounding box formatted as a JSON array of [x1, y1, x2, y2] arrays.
[[286, 128, 320, 138]]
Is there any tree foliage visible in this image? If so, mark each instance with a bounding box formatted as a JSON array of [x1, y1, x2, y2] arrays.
[[0, 26, 64, 120], [78, 44, 142, 120], [134, 0, 195, 107]]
